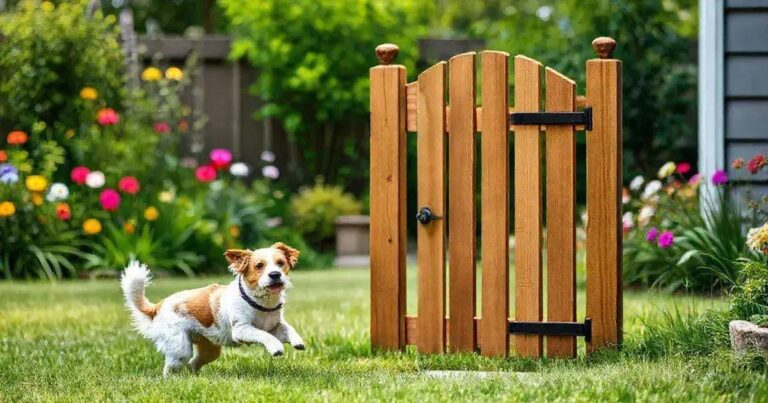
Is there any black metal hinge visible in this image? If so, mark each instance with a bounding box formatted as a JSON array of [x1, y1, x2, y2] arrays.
[[510, 106, 592, 131], [508, 318, 592, 343]]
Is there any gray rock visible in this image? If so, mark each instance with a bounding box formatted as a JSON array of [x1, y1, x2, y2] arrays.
[[729, 320, 768, 353]]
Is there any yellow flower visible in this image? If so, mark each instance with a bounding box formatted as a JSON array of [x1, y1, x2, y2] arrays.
[[165, 67, 184, 81], [65, 129, 76, 139], [0, 201, 16, 217], [141, 67, 162, 81], [80, 87, 98, 100], [25, 175, 48, 192], [657, 161, 677, 179], [229, 225, 241, 238], [123, 221, 136, 234], [83, 218, 102, 235], [41, 1, 54, 12], [158, 191, 174, 203], [144, 206, 159, 221], [31, 192, 43, 206]]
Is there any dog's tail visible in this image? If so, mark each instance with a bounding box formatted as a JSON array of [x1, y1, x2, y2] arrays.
[[120, 261, 159, 336]]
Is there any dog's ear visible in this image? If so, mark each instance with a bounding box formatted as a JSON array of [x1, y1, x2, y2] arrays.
[[224, 249, 251, 273], [272, 242, 300, 268]]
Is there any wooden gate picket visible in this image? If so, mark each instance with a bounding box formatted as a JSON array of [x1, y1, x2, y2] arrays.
[[416, 62, 447, 354], [513, 55, 544, 358], [545, 67, 578, 358], [448, 52, 478, 353], [480, 51, 511, 357], [370, 37, 622, 358]]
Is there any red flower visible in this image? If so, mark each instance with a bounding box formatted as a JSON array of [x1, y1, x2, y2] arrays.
[[195, 165, 217, 182], [99, 189, 121, 211], [55, 203, 71, 221], [676, 162, 691, 175], [0, 150, 6, 162], [118, 176, 140, 194], [70, 166, 90, 184], [97, 108, 120, 126], [747, 154, 766, 175], [7, 130, 28, 145], [153, 121, 170, 134]]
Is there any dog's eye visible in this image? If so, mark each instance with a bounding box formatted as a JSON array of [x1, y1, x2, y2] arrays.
[[276, 260, 285, 267], [256, 262, 265, 269]]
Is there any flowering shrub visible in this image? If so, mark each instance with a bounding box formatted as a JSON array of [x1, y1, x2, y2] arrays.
[[623, 155, 768, 291]]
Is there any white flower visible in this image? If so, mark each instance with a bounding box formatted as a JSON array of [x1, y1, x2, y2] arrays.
[[641, 180, 662, 200], [657, 161, 677, 179], [158, 190, 175, 203], [209, 180, 225, 192], [229, 162, 250, 177], [638, 205, 655, 226], [262, 165, 279, 179], [85, 171, 105, 188], [46, 182, 69, 201], [629, 175, 644, 191], [622, 212, 634, 229], [260, 150, 275, 162], [266, 217, 282, 228]]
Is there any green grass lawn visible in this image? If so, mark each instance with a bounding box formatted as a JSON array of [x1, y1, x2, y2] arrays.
[[0, 267, 765, 402]]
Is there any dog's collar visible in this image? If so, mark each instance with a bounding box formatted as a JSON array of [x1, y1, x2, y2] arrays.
[[238, 276, 284, 312]]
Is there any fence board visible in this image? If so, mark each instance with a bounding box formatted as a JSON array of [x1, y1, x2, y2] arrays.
[[513, 55, 544, 358], [448, 52, 478, 353], [369, 64, 407, 351], [586, 56, 623, 352], [417, 62, 447, 354], [480, 51, 510, 357], [544, 67, 577, 358]]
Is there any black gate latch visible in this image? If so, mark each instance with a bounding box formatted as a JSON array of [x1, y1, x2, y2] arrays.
[[508, 318, 592, 343], [510, 106, 592, 131], [416, 207, 442, 225]]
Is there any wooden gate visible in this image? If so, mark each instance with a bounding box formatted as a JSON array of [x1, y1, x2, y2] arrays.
[[370, 37, 622, 358]]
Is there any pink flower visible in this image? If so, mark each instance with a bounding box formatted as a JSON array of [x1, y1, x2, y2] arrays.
[[747, 154, 766, 175], [209, 149, 232, 169], [153, 121, 171, 134], [97, 108, 120, 126], [657, 230, 674, 249], [118, 176, 140, 195], [687, 173, 701, 185], [99, 189, 121, 211], [195, 165, 217, 182], [711, 170, 729, 185], [71, 166, 90, 185], [646, 227, 659, 242], [262, 165, 280, 179], [676, 162, 691, 175]]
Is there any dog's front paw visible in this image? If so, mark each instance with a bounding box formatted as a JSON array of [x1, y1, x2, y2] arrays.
[[293, 343, 305, 350], [265, 340, 285, 357]]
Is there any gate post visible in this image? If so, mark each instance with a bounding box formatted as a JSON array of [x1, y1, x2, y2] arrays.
[[370, 44, 407, 351], [585, 37, 623, 352]]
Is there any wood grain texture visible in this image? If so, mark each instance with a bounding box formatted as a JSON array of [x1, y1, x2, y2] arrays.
[[448, 52, 477, 353], [544, 67, 577, 358], [586, 58, 623, 353], [406, 82, 418, 132], [369, 65, 407, 351], [416, 62, 447, 354], [513, 55, 544, 358], [480, 51, 510, 357]]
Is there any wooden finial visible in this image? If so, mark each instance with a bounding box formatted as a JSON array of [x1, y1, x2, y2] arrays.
[[375, 43, 399, 65], [592, 37, 616, 59]]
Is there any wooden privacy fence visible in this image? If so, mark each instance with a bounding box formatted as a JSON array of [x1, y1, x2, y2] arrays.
[[369, 37, 622, 358]]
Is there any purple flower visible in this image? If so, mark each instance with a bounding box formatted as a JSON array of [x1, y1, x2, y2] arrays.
[[711, 170, 728, 185], [646, 227, 659, 242], [260, 150, 276, 162], [262, 165, 279, 179], [657, 230, 674, 249], [0, 163, 19, 184]]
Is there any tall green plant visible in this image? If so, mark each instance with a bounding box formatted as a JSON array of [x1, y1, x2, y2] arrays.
[[220, 0, 432, 187]]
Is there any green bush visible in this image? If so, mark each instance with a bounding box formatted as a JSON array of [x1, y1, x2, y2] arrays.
[[290, 182, 362, 246], [220, 0, 431, 187], [0, 0, 124, 149]]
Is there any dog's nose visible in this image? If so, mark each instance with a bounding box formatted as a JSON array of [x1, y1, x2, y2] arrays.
[[268, 271, 282, 281]]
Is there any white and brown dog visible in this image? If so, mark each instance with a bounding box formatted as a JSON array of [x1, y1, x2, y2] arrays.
[[120, 242, 305, 376]]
